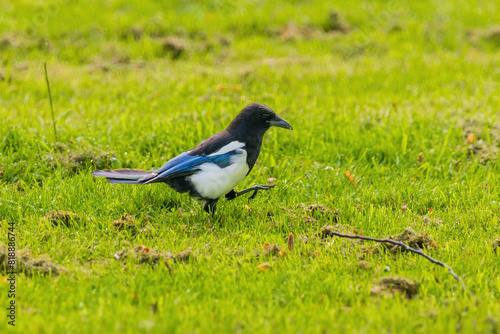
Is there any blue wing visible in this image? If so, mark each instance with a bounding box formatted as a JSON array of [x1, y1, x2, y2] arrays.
[[140, 151, 236, 184]]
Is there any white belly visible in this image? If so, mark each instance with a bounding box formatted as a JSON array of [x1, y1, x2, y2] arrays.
[[188, 149, 249, 199]]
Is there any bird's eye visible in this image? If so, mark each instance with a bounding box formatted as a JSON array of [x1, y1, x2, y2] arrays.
[[260, 113, 272, 121]]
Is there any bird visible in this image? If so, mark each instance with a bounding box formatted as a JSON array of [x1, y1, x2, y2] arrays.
[[91, 103, 293, 214]]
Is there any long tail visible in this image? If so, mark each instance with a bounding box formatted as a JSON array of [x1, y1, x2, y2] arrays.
[[91, 169, 153, 184]]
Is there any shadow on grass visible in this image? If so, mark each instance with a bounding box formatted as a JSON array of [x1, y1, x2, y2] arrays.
[[138, 188, 182, 212]]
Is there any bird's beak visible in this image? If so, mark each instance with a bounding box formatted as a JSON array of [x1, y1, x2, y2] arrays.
[[269, 115, 293, 130]]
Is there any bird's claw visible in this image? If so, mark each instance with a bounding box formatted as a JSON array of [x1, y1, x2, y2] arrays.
[[248, 190, 259, 200], [225, 184, 276, 201], [248, 184, 275, 200]]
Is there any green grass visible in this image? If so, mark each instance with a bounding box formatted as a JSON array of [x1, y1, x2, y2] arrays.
[[1, 0, 500, 333]]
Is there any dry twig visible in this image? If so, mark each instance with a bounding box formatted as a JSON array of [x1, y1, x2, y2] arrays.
[[324, 230, 460, 281]]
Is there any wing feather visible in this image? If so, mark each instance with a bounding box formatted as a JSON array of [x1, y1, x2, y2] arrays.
[[140, 150, 237, 184]]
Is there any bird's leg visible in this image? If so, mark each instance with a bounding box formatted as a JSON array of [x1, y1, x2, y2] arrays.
[[204, 199, 218, 215], [225, 184, 276, 201]]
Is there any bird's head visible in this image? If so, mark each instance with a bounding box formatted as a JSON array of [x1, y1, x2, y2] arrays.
[[227, 103, 293, 136]]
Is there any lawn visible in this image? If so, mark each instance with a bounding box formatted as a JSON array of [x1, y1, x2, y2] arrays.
[[1, 0, 500, 333]]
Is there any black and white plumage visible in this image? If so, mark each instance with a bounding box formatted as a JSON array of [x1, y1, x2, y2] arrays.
[[91, 103, 293, 213]]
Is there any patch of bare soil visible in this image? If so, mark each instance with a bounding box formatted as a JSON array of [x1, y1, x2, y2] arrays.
[[468, 143, 498, 163], [121, 25, 144, 40], [301, 203, 338, 220], [0, 247, 61, 277], [319, 224, 352, 239], [0, 33, 51, 52], [422, 215, 443, 227], [278, 24, 319, 41], [262, 243, 284, 257], [493, 237, 500, 253], [322, 10, 350, 33], [358, 260, 373, 270], [47, 149, 118, 173], [66, 151, 118, 172], [387, 228, 437, 251], [371, 277, 419, 299], [113, 214, 137, 232], [277, 204, 338, 224], [468, 26, 500, 47], [271, 11, 350, 42], [45, 210, 83, 227], [160, 36, 188, 60], [460, 118, 500, 163], [173, 248, 192, 263], [368, 228, 438, 254], [114, 245, 161, 265], [114, 245, 193, 267]]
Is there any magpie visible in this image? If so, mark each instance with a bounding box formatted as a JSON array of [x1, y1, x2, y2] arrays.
[[91, 103, 293, 213]]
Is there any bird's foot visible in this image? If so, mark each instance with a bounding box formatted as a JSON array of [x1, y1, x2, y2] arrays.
[[225, 184, 276, 201], [204, 199, 218, 215]]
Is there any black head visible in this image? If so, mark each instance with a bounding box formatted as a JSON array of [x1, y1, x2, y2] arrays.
[[226, 103, 292, 137]]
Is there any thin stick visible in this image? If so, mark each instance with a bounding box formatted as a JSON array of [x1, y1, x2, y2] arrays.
[[325, 230, 460, 281], [44, 62, 58, 142]]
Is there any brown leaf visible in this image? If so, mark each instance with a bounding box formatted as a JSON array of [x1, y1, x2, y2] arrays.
[[468, 134, 475, 144], [137, 244, 149, 253], [257, 262, 271, 271], [287, 233, 294, 251], [345, 171, 358, 185]]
